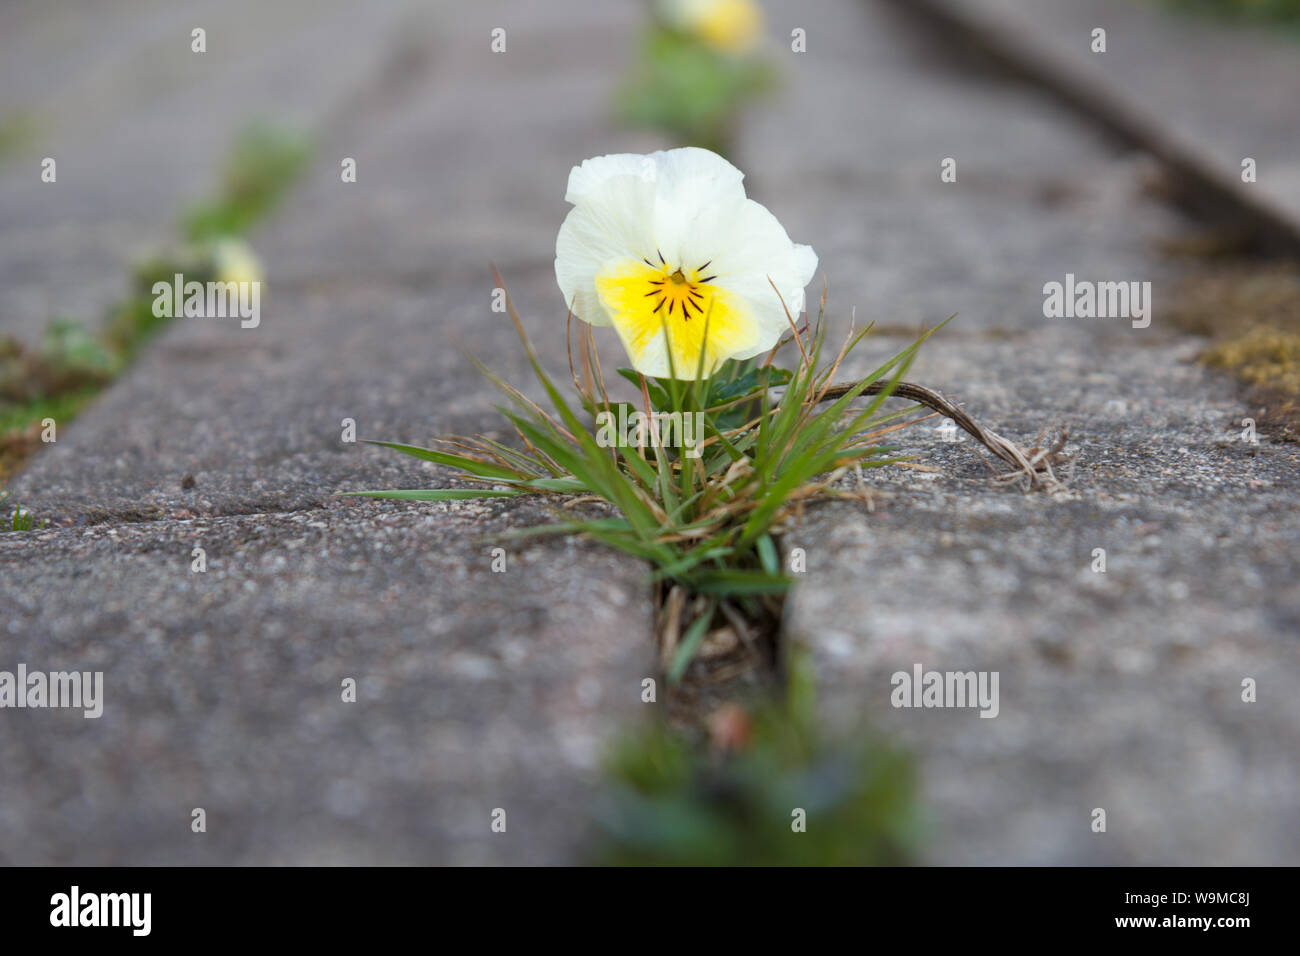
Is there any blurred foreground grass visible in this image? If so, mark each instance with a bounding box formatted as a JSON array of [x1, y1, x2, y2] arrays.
[[591, 654, 921, 865]]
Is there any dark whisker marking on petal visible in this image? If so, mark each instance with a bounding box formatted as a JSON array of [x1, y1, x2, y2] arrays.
[[653, 298, 665, 313], [644, 289, 661, 297], [657, 249, 666, 265], [642, 257, 656, 268], [684, 298, 699, 316], [697, 260, 711, 271], [648, 279, 664, 285], [699, 275, 717, 283], [688, 289, 703, 299]]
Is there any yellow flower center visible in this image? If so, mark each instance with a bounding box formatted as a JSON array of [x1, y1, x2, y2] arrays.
[[693, 0, 762, 54], [652, 265, 708, 321], [595, 252, 762, 378]]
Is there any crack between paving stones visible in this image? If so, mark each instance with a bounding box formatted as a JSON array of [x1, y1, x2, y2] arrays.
[[30, 498, 339, 530], [654, 376, 1070, 725], [885, 0, 1300, 257], [1, 13, 444, 493]]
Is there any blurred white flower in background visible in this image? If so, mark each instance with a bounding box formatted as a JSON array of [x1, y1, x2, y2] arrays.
[[659, 0, 765, 54]]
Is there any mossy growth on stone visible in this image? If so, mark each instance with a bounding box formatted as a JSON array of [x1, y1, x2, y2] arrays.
[[1168, 263, 1300, 441]]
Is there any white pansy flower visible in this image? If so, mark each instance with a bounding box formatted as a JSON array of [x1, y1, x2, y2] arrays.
[[209, 237, 264, 285], [555, 147, 817, 380], [660, 0, 764, 54]]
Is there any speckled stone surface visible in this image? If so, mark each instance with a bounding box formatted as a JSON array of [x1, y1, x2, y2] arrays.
[[752, 0, 1300, 864], [1, 0, 657, 865], [2, 0, 1297, 865], [0, 500, 652, 864]]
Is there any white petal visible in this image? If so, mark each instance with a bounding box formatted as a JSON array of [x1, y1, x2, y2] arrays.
[[650, 148, 746, 243], [566, 153, 654, 205], [614, 322, 670, 378], [556, 175, 657, 325], [561, 148, 746, 287], [682, 198, 818, 349]]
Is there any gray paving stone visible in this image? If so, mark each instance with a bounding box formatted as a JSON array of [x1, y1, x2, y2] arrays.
[[4, 0, 1298, 867], [898, 0, 1300, 251], [253, 1, 660, 282], [6, 270, 603, 523], [0, 0, 427, 340], [745, 0, 1300, 864], [1, 0, 658, 866], [785, 335, 1300, 864], [0, 502, 653, 864], [743, 0, 1190, 333]]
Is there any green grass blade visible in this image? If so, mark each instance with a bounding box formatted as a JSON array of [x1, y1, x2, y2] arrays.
[[362, 441, 523, 480], [668, 603, 716, 684]]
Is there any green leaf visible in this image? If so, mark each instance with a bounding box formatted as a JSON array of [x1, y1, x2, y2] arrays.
[[756, 533, 780, 576], [362, 441, 523, 480], [512, 476, 587, 492], [709, 365, 792, 405], [616, 369, 670, 409], [691, 569, 792, 596], [668, 603, 717, 684], [620, 443, 660, 490]]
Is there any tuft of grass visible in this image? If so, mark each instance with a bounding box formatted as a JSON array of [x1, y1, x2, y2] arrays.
[[346, 275, 939, 675], [0, 490, 43, 532], [1, 321, 117, 405], [589, 652, 920, 866], [0, 324, 117, 482], [182, 123, 311, 242], [0, 110, 39, 161], [0, 390, 100, 484]]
